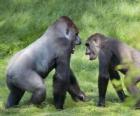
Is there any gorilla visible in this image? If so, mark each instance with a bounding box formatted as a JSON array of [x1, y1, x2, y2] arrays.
[[6, 16, 86, 109], [85, 33, 140, 108]]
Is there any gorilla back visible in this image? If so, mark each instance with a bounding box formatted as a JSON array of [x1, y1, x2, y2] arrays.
[[6, 16, 86, 109]]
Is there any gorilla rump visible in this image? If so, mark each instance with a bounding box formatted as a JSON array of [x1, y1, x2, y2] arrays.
[[85, 33, 140, 108], [6, 16, 86, 109]]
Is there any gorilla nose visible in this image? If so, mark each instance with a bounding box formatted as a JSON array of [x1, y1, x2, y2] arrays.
[[75, 36, 81, 45], [85, 52, 88, 55]]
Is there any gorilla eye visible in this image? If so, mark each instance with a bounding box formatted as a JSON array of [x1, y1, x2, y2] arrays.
[[94, 39, 97, 42], [75, 33, 78, 36], [85, 43, 89, 47]]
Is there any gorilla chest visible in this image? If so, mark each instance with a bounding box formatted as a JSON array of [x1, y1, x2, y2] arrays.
[[35, 56, 55, 78]]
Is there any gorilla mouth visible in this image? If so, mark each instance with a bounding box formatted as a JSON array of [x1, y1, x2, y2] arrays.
[[86, 53, 97, 60], [71, 44, 76, 54], [71, 42, 80, 54], [90, 54, 97, 60], [71, 48, 75, 54]]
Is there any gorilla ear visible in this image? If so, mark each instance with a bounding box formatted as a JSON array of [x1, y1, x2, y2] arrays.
[[65, 28, 71, 40], [66, 28, 69, 35]]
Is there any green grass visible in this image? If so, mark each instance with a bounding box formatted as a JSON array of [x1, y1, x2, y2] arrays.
[[1, 0, 140, 115]]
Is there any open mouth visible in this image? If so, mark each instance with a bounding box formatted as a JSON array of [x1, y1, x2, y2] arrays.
[[86, 53, 97, 60], [71, 41, 80, 54], [71, 47, 75, 54], [71, 43, 76, 54]]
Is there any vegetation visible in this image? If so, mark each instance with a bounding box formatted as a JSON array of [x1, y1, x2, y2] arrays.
[[0, 0, 140, 115]]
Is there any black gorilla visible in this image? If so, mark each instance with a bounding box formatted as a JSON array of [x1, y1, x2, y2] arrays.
[[6, 16, 86, 109], [85, 33, 129, 107]]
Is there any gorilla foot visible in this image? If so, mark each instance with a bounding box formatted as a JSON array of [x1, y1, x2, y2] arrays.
[[97, 102, 105, 107], [5, 103, 13, 109], [97, 100, 105, 107], [135, 105, 140, 109], [54, 103, 64, 110], [135, 102, 140, 109], [117, 90, 128, 102]]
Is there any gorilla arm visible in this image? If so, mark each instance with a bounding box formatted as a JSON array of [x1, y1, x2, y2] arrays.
[[53, 55, 71, 109], [97, 50, 111, 106], [68, 69, 86, 102]]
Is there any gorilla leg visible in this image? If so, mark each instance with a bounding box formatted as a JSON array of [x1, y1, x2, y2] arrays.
[[109, 69, 127, 102], [98, 76, 109, 107], [30, 86, 46, 105], [6, 84, 25, 108], [53, 76, 67, 109], [125, 76, 140, 108], [11, 71, 46, 106], [68, 69, 86, 101], [26, 72, 46, 105]]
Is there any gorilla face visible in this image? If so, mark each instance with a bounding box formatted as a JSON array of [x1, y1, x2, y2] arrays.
[[85, 34, 102, 60], [55, 16, 81, 54], [85, 42, 98, 60], [71, 33, 81, 54], [66, 29, 81, 54], [74, 33, 81, 45]]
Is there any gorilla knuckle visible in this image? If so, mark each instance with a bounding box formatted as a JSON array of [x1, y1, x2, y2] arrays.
[[36, 85, 46, 92]]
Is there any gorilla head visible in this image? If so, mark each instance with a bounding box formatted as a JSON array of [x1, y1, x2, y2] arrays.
[[50, 16, 81, 54]]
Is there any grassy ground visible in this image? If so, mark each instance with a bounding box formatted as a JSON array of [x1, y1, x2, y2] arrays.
[[0, 0, 140, 115]]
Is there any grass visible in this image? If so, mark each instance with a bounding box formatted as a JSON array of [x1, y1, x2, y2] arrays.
[[0, 0, 140, 115]]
